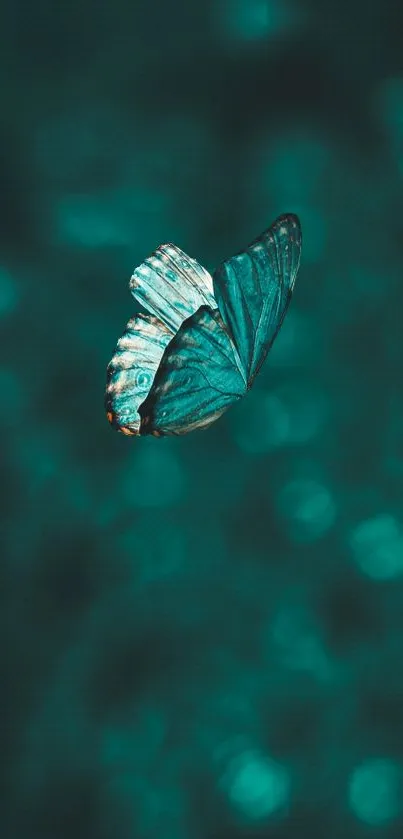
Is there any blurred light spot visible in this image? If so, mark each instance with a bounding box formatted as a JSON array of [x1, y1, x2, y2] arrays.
[[122, 444, 185, 507], [0, 268, 19, 316], [349, 514, 403, 580], [57, 196, 130, 247], [278, 478, 336, 541], [222, 749, 290, 820], [101, 710, 166, 771], [56, 183, 173, 250], [214, 0, 297, 44], [349, 758, 402, 825], [272, 608, 333, 681]]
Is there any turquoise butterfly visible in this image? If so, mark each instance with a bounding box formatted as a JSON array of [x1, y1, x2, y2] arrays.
[[105, 213, 302, 437]]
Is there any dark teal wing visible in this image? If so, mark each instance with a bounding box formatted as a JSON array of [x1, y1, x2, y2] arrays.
[[129, 242, 216, 333], [139, 306, 247, 436], [105, 313, 173, 435], [212, 213, 302, 386]]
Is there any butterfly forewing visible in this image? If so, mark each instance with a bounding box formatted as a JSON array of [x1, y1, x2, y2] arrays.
[[212, 213, 302, 386], [139, 306, 247, 435], [130, 243, 216, 333]]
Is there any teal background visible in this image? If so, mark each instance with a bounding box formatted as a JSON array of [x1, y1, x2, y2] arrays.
[[3, 1, 403, 837]]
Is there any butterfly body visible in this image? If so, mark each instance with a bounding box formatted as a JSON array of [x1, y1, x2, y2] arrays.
[[105, 214, 302, 437]]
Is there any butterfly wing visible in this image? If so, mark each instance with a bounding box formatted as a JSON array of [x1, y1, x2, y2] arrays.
[[106, 243, 218, 435], [106, 219, 301, 437], [212, 213, 302, 386], [130, 243, 217, 332], [105, 313, 173, 435], [139, 306, 247, 436]]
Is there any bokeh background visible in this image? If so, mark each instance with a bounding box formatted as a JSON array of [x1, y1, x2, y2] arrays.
[[3, 1, 403, 837]]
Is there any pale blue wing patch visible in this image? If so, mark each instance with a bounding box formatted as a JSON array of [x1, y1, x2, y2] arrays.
[[105, 313, 173, 435], [213, 213, 302, 386], [139, 306, 247, 436], [129, 243, 217, 333]]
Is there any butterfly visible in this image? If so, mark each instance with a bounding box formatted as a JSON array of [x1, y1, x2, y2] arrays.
[[105, 212, 302, 437]]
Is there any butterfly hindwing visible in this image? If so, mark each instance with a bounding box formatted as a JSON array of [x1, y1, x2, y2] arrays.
[[212, 213, 302, 386], [105, 313, 173, 435], [130, 243, 216, 333], [139, 306, 247, 435]]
